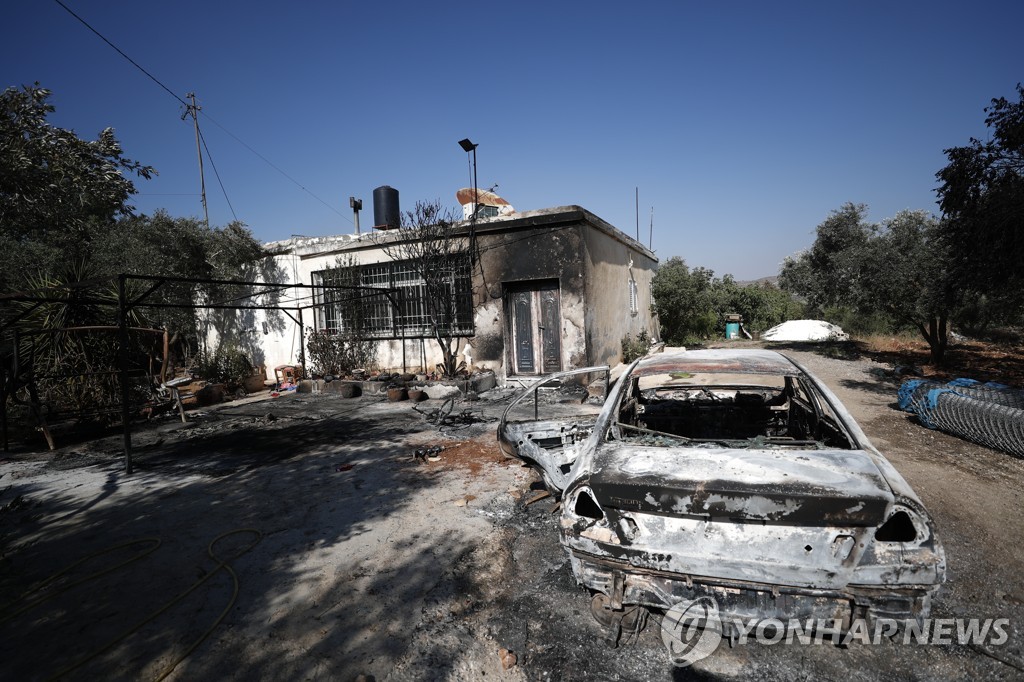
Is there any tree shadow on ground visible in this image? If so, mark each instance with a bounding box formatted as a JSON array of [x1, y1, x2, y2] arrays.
[[763, 340, 864, 362], [837, 376, 902, 400], [0, 393, 496, 680]]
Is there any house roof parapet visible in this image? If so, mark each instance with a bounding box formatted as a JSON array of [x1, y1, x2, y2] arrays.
[[265, 205, 657, 263]]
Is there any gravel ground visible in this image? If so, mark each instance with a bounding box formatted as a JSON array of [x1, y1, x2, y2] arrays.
[[2, 344, 1023, 680]]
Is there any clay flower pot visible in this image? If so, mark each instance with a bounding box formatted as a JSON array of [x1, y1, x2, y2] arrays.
[[387, 387, 408, 402]]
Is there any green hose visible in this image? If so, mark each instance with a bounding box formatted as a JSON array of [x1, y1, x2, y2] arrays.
[[2, 528, 262, 680]]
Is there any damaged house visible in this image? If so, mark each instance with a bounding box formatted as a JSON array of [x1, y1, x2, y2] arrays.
[[249, 188, 658, 382]]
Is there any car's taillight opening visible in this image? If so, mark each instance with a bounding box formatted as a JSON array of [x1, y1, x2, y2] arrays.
[[574, 489, 604, 520], [876, 509, 918, 542]]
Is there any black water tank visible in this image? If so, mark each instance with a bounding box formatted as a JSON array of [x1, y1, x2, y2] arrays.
[[373, 186, 400, 230]]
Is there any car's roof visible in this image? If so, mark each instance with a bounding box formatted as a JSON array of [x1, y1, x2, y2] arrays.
[[631, 349, 801, 377]]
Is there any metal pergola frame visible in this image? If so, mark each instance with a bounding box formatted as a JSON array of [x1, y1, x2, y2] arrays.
[[0, 273, 400, 473]]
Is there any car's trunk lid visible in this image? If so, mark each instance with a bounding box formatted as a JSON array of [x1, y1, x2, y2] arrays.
[[588, 446, 893, 526]]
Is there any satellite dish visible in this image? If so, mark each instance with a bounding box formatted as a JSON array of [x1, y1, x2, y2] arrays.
[[456, 187, 510, 207], [456, 187, 515, 219]]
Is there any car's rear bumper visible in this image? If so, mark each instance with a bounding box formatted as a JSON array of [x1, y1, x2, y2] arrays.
[[568, 548, 937, 634]]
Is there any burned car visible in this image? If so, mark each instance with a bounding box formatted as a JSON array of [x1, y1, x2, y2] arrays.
[[498, 349, 945, 643]]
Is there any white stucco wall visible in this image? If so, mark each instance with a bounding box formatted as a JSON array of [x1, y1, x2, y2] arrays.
[[581, 221, 660, 367], [255, 232, 472, 376]]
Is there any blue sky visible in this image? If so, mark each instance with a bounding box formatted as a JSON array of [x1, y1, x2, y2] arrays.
[[4, 1, 1022, 280]]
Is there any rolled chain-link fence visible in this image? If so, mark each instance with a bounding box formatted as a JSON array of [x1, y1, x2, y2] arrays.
[[898, 378, 1024, 458]]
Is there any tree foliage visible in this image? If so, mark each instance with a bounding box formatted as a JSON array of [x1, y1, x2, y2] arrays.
[[8, 263, 153, 421], [304, 327, 378, 377], [651, 258, 719, 344], [779, 204, 958, 363], [777, 204, 874, 312], [1, 85, 278, 424], [101, 210, 279, 350], [715, 276, 804, 333], [0, 84, 155, 288], [652, 257, 801, 345], [936, 84, 1024, 294]]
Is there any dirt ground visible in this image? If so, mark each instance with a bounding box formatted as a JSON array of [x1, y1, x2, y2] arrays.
[[2, 343, 1023, 681]]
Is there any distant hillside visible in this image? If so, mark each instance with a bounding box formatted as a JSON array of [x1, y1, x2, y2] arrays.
[[734, 275, 779, 287]]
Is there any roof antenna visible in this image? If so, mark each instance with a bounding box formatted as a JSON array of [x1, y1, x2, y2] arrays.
[[635, 187, 639, 240], [649, 206, 654, 250]]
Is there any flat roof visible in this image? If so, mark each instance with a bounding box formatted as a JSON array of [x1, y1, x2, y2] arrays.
[[265, 205, 657, 263]]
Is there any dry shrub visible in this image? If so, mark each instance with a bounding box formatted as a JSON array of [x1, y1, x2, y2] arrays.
[[857, 333, 927, 355]]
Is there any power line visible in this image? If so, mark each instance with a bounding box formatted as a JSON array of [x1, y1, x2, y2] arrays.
[[199, 111, 352, 224], [52, 0, 351, 226], [53, 0, 187, 108]]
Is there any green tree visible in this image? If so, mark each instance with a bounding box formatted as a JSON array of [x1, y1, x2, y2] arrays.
[[8, 263, 152, 422], [100, 211, 281, 360], [778, 203, 874, 312], [716, 276, 803, 332], [654, 259, 803, 345], [650, 257, 719, 344], [5, 212, 278, 422], [780, 205, 958, 363], [863, 211, 959, 362], [1, 84, 281, 428], [936, 84, 1024, 295], [0, 84, 154, 288]]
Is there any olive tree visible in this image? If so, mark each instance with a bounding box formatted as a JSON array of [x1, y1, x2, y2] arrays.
[[0, 84, 155, 289], [936, 84, 1024, 296], [779, 204, 958, 363]]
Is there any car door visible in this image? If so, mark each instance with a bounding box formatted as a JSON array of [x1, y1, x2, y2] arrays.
[[497, 366, 610, 493]]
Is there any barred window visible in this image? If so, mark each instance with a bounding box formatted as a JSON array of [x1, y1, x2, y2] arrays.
[[313, 256, 474, 339]]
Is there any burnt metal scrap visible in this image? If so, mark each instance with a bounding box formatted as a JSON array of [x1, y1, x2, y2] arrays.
[[498, 349, 946, 654], [414, 445, 445, 462], [411, 396, 482, 430]]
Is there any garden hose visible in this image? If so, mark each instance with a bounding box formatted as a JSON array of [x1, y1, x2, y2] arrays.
[[0, 537, 162, 625], [2, 528, 261, 681]]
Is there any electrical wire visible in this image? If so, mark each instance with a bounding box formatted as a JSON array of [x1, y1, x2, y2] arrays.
[[52, 0, 349, 225], [199, 111, 353, 225], [473, 223, 575, 255], [52, 0, 188, 108]]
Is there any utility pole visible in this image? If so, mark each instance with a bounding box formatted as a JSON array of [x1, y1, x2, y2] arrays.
[[183, 93, 209, 229]]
